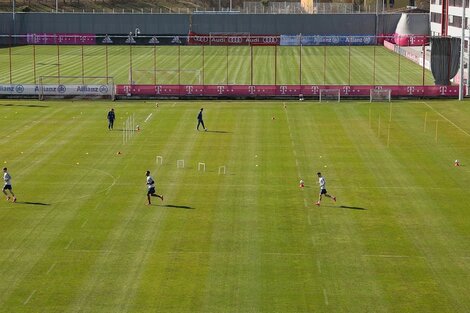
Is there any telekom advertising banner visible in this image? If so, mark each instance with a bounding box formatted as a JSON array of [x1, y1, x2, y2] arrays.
[[188, 32, 280, 46], [115, 84, 460, 97], [25, 33, 96, 45]]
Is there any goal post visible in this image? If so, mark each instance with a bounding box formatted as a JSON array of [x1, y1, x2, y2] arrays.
[[38, 76, 115, 100], [370, 89, 391, 102], [319, 89, 340, 102]]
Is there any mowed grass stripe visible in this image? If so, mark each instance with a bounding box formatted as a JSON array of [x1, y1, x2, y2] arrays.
[[1, 45, 435, 85], [0, 104, 121, 308]]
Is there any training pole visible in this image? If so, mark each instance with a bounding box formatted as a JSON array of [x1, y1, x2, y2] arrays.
[[389, 101, 392, 122], [378, 113, 381, 137], [424, 112, 427, 132], [387, 123, 391, 147]]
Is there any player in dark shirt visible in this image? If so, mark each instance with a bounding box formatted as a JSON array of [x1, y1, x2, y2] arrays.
[[197, 108, 207, 131], [107, 108, 115, 130]]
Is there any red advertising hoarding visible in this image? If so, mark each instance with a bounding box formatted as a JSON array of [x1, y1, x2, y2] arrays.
[[188, 32, 280, 46], [115, 84, 460, 97]]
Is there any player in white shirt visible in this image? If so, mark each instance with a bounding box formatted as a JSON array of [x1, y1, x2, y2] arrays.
[[315, 172, 336, 206], [3, 167, 16, 202], [146, 170, 163, 205]]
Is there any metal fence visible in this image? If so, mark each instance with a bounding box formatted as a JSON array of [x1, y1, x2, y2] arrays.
[[0, 35, 435, 87]]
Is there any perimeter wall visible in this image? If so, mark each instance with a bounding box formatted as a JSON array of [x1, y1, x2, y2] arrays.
[[0, 12, 405, 36]]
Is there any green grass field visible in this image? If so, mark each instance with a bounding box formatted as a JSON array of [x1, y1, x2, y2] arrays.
[[0, 45, 435, 86], [1, 99, 470, 312]]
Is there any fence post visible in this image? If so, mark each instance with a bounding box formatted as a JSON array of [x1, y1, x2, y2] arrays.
[[8, 35, 12, 84], [57, 43, 60, 83], [33, 44, 37, 84]]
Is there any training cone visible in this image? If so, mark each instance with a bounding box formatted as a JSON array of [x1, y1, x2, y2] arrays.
[[117, 151, 121, 155], [454, 160, 460, 167]]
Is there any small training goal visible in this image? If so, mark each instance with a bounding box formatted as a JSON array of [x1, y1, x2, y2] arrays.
[[370, 89, 391, 102], [319, 89, 340, 102]]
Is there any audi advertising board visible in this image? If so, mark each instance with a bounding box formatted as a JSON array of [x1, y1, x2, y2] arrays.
[[188, 32, 280, 46]]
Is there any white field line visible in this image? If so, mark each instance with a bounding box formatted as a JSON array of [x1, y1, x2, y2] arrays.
[[46, 262, 57, 275], [362, 254, 425, 258], [317, 260, 322, 273], [81, 219, 88, 228], [64, 239, 74, 250], [23, 290, 36, 305], [323, 289, 329, 306], [144, 113, 153, 123], [421, 102, 470, 137]]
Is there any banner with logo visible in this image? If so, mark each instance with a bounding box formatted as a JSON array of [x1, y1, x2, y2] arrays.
[[0, 84, 113, 96], [22, 33, 96, 45], [96, 34, 188, 45], [293, 35, 375, 46], [188, 32, 280, 46], [115, 84, 460, 97]]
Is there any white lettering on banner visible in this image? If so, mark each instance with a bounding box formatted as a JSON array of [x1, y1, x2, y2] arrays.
[[228, 37, 243, 44], [311, 86, 319, 94], [0, 86, 15, 92], [342, 86, 350, 95], [76, 86, 99, 92], [217, 86, 225, 94], [212, 37, 225, 43], [439, 86, 447, 95], [194, 36, 209, 43], [407, 86, 415, 95], [262, 37, 278, 44], [185, 86, 194, 94], [248, 86, 256, 94], [123, 85, 131, 95], [155, 85, 162, 94], [280, 86, 288, 94]]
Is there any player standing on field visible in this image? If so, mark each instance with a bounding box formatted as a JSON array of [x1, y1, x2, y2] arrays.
[[107, 108, 115, 130], [3, 167, 16, 202], [315, 172, 336, 206], [146, 170, 163, 205], [197, 108, 207, 131]]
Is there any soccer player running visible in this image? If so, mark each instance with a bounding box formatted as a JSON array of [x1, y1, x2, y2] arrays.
[[197, 108, 207, 131], [146, 170, 163, 205], [315, 172, 336, 206], [107, 108, 115, 130], [3, 167, 16, 202]]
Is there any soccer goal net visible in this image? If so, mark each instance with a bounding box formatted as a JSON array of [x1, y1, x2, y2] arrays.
[[131, 69, 202, 85], [38, 76, 115, 101], [370, 89, 391, 102], [319, 89, 340, 102]]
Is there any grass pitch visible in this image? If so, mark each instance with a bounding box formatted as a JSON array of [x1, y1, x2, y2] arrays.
[[0, 45, 434, 85], [1, 99, 470, 312]]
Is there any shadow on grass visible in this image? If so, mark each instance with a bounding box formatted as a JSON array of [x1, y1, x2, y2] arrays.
[[0, 103, 48, 108], [205, 130, 231, 134], [339, 205, 367, 210], [157, 204, 194, 209], [16, 201, 50, 206]]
